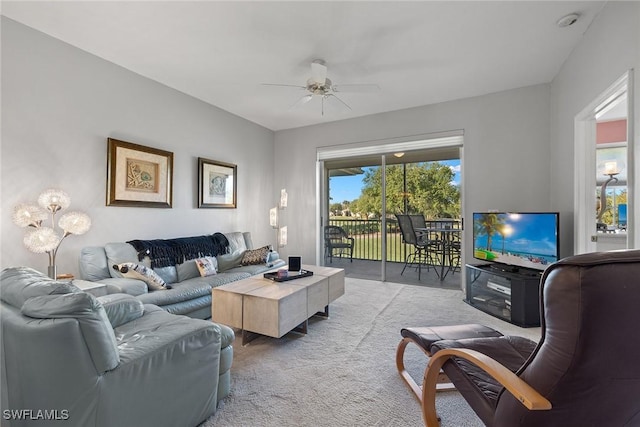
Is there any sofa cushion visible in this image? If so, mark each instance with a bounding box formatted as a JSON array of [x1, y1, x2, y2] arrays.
[[113, 308, 220, 367], [113, 263, 170, 291], [217, 253, 244, 272], [97, 294, 145, 328], [196, 257, 218, 277], [242, 232, 254, 251], [228, 260, 285, 276], [157, 295, 212, 317], [197, 271, 253, 287], [176, 259, 200, 281], [21, 292, 120, 373], [0, 267, 80, 308], [105, 243, 143, 278], [240, 245, 270, 266], [225, 232, 247, 255], [94, 277, 148, 296], [154, 266, 178, 285], [79, 246, 112, 281], [136, 280, 214, 307]]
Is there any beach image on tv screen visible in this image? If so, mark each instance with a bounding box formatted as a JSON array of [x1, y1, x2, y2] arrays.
[[473, 213, 558, 270]]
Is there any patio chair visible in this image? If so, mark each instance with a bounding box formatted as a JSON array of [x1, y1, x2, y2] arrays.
[[402, 249, 640, 427], [395, 214, 439, 280], [409, 213, 427, 230], [324, 225, 354, 263], [444, 230, 461, 275]]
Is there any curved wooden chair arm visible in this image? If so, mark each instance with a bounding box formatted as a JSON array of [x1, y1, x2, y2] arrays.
[[421, 348, 552, 427]]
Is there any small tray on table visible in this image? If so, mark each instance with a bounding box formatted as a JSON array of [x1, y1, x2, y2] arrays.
[[263, 269, 313, 282]]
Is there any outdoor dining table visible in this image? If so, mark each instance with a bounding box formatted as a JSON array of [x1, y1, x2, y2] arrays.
[[415, 226, 461, 281]]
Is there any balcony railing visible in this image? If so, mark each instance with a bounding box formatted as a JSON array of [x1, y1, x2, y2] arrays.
[[327, 218, 409, 262]]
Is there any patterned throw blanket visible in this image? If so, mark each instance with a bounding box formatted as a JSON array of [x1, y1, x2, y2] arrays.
[[127, 232, 230, 268]]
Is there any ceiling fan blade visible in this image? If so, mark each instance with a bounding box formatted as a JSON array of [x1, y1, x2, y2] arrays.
[[311, 60, 327, 85], [332, 83, 380, 93], [325, 93, 352, 111], [289, 94, 313, 110], [262, 83, 306, 89]]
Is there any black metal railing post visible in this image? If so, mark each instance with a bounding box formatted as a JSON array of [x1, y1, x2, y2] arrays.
[[326, 218, 407, 262]]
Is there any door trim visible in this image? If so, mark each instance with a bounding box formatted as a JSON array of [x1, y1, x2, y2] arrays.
[[574, 70, 633, 254]]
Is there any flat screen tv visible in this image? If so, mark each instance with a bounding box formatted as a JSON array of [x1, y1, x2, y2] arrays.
[[472, 212, 559, 272]]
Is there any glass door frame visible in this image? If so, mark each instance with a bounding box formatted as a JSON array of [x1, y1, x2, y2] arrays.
[[316, 131, 464, 282]]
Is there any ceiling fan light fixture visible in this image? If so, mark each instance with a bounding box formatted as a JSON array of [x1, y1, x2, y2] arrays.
[[311, 59, 328, 85], [264, 59, 378, 116]]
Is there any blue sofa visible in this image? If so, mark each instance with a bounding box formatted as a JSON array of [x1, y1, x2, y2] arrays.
[[78, 231, 285, 319], [0, 267, 222, 427]]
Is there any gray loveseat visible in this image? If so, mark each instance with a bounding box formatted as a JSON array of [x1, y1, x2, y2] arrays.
[[0, 267, 222, 427]]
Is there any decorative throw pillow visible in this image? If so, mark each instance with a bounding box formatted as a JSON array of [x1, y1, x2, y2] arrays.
[[112, 263, 170, 291], [240, 245, 271, 266], [176, 259, 200, 282], [195, 257, 218, 277]]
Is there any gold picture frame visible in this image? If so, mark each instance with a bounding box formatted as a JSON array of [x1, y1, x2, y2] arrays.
[[106, 138, 173, 208], [198, 157, 237, 208]]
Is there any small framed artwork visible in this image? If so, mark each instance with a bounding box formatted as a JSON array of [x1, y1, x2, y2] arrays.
[[106, 138, 173, 208], [198, 157, 237, 208]]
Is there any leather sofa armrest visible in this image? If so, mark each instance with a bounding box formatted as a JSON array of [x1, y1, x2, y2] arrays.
[[21, 293, 120, 373], [422, 348, 551, 427], [94, 277, 149, 296], [97, 294, 145, 328]]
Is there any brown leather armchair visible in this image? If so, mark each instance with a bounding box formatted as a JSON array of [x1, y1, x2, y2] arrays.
[[411, 250, 640, 426]]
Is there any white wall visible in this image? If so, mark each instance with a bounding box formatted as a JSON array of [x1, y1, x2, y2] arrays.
[[5, 1, 634, 278], [550, 1, 640, 250], [274, 83, 552, 264], [1, 18, 276, 276]]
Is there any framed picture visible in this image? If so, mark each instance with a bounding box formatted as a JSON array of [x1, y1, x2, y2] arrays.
[[198, 157, 237, 208], [106, 138, 173, 208]]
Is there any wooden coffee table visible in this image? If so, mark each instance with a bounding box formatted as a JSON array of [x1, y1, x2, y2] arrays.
[[212, 264, 345, 344]]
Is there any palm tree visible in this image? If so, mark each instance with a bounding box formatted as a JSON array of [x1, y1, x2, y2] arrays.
[[476, 214, 506, 252]]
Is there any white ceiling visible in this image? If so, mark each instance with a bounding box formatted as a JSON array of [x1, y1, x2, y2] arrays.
[[2, 1, 605, 131]]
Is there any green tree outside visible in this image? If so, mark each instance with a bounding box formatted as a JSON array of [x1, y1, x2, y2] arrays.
[[599, 189, 627, 226], [351, 162, 460, 218]]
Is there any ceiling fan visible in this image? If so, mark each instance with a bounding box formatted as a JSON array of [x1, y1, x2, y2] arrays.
[[263, 59, 380, 115]]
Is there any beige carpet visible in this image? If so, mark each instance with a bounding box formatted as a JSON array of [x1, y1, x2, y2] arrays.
[[201, 278, 540, 427]]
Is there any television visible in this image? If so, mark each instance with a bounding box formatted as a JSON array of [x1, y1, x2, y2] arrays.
[[472, 212, 559, 272]]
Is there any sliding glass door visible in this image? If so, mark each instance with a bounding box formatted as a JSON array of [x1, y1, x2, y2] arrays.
[[318, 135, 463, 285]]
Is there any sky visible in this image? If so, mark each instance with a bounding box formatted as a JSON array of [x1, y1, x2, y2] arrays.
[[329, 159, 461, 203], [473, 212, 559, 257]]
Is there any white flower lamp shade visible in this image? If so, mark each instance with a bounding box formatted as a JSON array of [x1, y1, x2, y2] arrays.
[[14, 188, 90, 279], [59, 211, 91, 235], [23, 227, 60, 253], [38, 189, 71, 213], [12, 204, 47, 227]]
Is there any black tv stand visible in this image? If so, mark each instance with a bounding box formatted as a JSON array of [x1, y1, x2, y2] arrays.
[[489, 264, 520, 274], [465, 263, 541, 327]]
